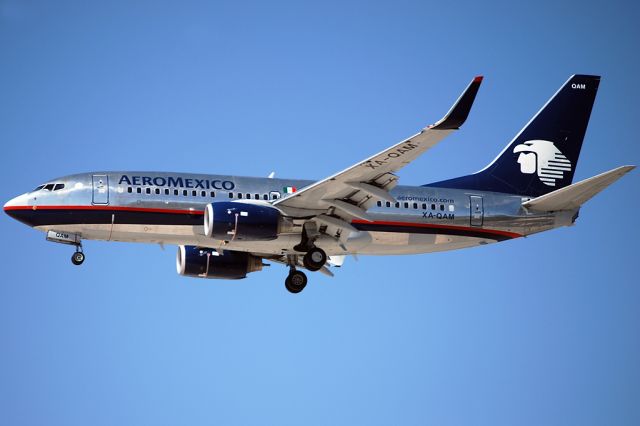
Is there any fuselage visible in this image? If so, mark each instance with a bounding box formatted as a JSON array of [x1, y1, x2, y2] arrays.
[[4, 171, 571, 257]]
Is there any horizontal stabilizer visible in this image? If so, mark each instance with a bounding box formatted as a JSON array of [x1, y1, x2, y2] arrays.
[[522, 165, 635, 211]]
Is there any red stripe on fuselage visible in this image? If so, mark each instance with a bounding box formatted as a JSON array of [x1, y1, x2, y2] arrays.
[[4, 205, 523, 238]]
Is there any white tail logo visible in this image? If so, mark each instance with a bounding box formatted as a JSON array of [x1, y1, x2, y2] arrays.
[[513, 140, 572, 187]]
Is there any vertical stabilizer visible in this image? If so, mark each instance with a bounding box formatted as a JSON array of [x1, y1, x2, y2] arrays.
[[426, 75, 600, 197]]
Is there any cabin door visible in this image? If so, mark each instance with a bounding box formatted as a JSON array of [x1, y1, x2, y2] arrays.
[[470, 195, 483, 227], [92, 175, 109, 205]]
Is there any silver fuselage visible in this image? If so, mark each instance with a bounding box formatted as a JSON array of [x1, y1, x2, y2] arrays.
[[4, 171, 574, 257]]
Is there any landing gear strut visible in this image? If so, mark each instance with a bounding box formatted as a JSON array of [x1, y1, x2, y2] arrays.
[[71, 245, 85, 266]]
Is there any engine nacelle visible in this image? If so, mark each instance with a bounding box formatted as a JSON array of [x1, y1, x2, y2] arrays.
[[176, 245, 263, 280], [203, 202, 289, 241]]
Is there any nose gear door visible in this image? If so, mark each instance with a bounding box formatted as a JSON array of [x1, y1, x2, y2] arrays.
[[92, 174, 109, 205], [470, 195, 483, 227]]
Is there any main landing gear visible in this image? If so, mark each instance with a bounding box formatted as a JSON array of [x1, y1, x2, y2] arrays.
[[284, 247, 327, 294]]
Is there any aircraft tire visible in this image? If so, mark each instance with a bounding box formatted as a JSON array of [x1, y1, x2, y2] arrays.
[[285, 270, 307, 293], [71, 251, 85, 265], [303, 247, 327, 272]]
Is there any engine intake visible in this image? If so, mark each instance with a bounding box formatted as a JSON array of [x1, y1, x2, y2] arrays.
[[203, 202, 290, 241], [176, 245, 263, 279]]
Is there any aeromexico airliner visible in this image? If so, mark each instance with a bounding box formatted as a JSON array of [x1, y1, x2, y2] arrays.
[[4, 75, 634, 293]]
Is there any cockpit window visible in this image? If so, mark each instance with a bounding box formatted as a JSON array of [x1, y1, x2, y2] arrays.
[[33, 183, 66, 192]]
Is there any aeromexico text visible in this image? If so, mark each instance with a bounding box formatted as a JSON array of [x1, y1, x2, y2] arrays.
[[118, 175, 235, 190]]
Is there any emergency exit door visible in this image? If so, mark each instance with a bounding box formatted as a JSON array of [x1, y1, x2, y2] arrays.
[[92, 175, 109, 205], [470, 195, 483, 226]]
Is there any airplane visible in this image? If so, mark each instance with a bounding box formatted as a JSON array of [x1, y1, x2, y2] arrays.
[[3, 74, 634, 293]]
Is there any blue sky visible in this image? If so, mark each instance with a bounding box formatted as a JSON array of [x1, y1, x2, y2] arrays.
[[1, 0, 639, 425]]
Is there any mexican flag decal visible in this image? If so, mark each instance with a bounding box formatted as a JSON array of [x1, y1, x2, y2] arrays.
[[283, 186, 297, 194]]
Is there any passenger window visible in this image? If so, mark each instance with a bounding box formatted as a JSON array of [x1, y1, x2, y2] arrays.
[[127, 187, 132, 193], [229, 192, 234, 198], [413, 203, 418, 209], [386, 202, 391, 207], [146, 188, 151, 194], [270, 191, 281, 200], [377, 201, 382, 207], [201, 191, 206, 197], [54, 184, 65, 191], [449, 205, 455, 212], [210, 191, 215, 197], [174, 189, 179, 196], [183, 190, 188, 196], [238, 193, 243, 199], [440, 204, 445, 211], [422, 203, 427, 210], [431, 204, 436, 210], [403, 202, 409, 208], [164, 188, 169, 195], [246, 193, 251, 199], [137, 188, 142, 194], [395, 202, 400, 208], [191, 190, 197, 197], [255, 194, 260, 200], [155, 188, 160, 194]]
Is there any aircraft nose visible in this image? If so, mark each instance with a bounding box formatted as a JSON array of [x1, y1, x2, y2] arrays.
[[4, 194, 34, 226], [4, 195, 20, 214]]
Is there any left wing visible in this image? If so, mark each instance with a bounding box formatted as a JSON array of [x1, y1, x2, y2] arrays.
[[274, 76, 483, 224]]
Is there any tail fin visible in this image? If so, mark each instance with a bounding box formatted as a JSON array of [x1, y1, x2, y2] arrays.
[[427, 75, 601, 197]]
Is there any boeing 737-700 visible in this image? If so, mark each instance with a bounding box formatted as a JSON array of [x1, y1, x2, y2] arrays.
[[4, 75, 634, 293]]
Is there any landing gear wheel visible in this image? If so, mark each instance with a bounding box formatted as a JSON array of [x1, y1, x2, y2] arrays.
[[303, 247, 327, 272], [285, 270, 308, 294], [71, 251, 85, 266]]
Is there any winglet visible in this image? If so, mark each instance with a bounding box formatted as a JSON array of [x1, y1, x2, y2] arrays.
[[430, 75, 483, 130]]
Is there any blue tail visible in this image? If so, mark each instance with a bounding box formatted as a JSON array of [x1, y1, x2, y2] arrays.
[[426, 75, 600, 197]]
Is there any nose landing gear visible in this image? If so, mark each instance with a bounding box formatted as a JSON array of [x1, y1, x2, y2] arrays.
[[45, 231, 85, 266]]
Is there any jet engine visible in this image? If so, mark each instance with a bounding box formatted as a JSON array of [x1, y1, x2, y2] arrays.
[[203, 201, 291, 241], [176, 245, 263, 279]]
